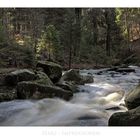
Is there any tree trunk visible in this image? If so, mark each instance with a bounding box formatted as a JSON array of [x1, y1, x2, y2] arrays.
[[105, 10, 111, 56], [92, 9, 98, 48], [74, 8, 81, 57], [69, 23, 72, 70]]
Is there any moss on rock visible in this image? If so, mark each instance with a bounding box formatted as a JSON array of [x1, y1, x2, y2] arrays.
[[36, 61, 62, 83], [17, 81, 73, 100], [5, 69, 36, 86], [62, 69, 94, 85], [108, 106, 140, 126], [125, 84, 140, 110], [0, 86, 17, 102], [35, 71, 54, 86]]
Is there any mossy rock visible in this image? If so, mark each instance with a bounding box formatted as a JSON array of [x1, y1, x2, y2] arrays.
[[62, 69, 94, 85], [108, 106, 140, 126], [0, 92, 16, 102], [0, 86, 17, 102], [125, 84, 140, 110], [17, 81, 73, 101], [56, 81, 78, 93], [81, 75, 94, 84], [35, 71, 54, 86], [36, 61, 62, 83], [5, 69, 36, 86], [0, 68, 18, 86]]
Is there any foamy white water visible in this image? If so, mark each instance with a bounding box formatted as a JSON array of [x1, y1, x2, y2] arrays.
[[0, 66, 140, 126]]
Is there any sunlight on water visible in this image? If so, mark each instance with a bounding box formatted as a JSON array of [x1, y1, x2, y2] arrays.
[[0, 66, 140, 126]]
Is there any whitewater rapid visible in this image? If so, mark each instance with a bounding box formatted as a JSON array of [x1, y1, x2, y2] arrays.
[[0, 66, 140, 126]]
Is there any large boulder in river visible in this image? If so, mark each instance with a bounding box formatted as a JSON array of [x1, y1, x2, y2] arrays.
[[17, 81, 73, 101], [62, 69, 93, 85], [0, 68, 17, 86], [82, 75, 94, 84], [125, 84, 140, 110], [0, 86, 16, 102], [5, 69, 36, 86], [56, 81, 78, 93], [36, 61, 62, 83], [108, 106, 140, 126], [62, 69, 81, 84], [35, 71, 54, 86], [0, 92, 16, 102]]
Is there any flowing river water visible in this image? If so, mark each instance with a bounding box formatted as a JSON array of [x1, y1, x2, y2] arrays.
[[0, 66, 140, 126]]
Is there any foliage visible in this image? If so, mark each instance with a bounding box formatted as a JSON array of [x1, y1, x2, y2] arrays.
[[37, 24, 61, 61], [0, 19, 5, 45], [0, 8, 140, 68], [0, 45, 35, 68]]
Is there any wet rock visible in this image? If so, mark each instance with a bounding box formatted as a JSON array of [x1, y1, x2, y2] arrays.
[[82, 75, 94, 84], [62, 69, 81, 83], [5, 69, 36, 86], [0, 68, 17, 86], [0, 92, 16, 102], [36, 61, 62, 83], [108, 106, 140, 126], [35, 71, 54, 86], [116, 68, 135, 73], [78, 115, 99, 120], [107, 66, 135, 73], [125, 84, 140, 110], [0, 86, 16, 102], [55, 81, 78, 92], [17, 81, 73, 101], [96, 71, 103, 75], [105, 106, 121, 111], [107, 67, 119, 72], [62, 69, 93, 85]]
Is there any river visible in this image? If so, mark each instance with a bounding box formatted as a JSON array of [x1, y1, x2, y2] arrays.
[[0, 66, 140, 126]]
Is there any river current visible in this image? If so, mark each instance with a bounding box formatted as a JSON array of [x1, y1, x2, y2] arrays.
[[0, 66, 140, 126]]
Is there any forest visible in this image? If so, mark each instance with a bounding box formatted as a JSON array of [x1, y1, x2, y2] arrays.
[[0, 8, 140, 126], [0, 8, 140, 69]]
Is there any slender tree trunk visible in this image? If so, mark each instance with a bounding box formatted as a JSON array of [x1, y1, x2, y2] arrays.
[[92, 9, 98, 48], [105, 10, 111, 56], [69, 23, 72, 69], [48, 40, 51, 61], [124, 10, 131, 52], [74, 8, 81, 57], [106, 24, 111, 56]]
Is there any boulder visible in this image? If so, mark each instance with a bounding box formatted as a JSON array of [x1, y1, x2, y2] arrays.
[[81, 75, 94, 84], [125, 84, 140, 110], [0, 68, 17, 86], [116, 68, 135, 73], [0, 86, 16, 102], [62, 69, 94, 85], [35, 71, 54, 86], [5, 69, 36, 86], [107, 67, 135, 73], [108, 106, 140, 126], [62, 69, 81, 84], [107, 67, 119, 72], [0, 74, 6, 86], [55, 81, 78, 93], [36, 61, 62, 83], [0, 92, 16, 102], [17, 81, 73, 101]]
